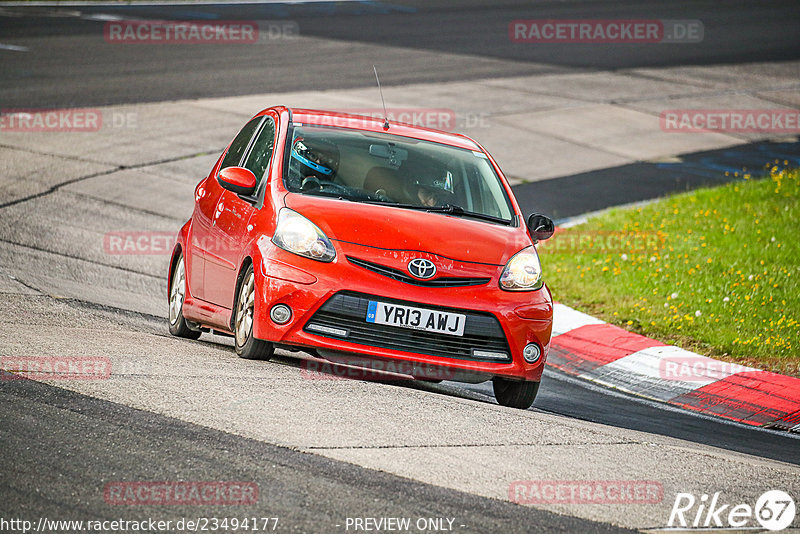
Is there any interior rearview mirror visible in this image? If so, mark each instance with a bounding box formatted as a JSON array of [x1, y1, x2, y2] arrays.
[[217, 166, 257, 196], [527, 213, 555, 242]]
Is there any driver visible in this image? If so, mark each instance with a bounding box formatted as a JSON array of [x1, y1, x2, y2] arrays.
[[410, 171, 455, 207], [289, 136, 340, 190]]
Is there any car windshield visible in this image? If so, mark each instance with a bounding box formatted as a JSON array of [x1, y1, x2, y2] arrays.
[[284, 125, 514, 223]]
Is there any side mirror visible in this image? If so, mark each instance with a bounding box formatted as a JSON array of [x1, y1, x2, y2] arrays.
[[218, 166, 256, 196], [527, 213, 555, 242]]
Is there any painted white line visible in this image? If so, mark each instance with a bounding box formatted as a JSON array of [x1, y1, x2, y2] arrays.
[[0, 43, 29, 51], [555, 198, 659, 228], [82, 13, 124, 21]]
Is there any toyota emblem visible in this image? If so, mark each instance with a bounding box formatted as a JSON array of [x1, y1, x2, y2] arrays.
[[408, 258, 437, 279]]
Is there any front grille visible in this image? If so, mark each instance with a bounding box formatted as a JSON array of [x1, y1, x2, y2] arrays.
[[304, 292, 511, 362], [346, 256, 491, 288]]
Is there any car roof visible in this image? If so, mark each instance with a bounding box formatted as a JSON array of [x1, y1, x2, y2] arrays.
[[266, 107, 483, 152]]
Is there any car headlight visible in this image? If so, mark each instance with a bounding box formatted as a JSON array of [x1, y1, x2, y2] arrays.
[[499, 247, 543, 291], [272, 208, 336, 262]]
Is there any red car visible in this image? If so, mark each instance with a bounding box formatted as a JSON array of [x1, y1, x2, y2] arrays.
[[168, 107, 554, 409]]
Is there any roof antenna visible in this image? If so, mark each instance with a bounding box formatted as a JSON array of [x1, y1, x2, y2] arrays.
[[373, 65, 390, 130]]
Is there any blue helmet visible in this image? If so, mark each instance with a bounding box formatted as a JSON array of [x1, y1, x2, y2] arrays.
[[290, 137, 339, 179]]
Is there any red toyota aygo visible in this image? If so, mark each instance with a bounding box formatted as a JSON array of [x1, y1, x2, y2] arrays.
[[168, 106, 554, 409]]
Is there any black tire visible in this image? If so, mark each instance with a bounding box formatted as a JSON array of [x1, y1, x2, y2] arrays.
[[492, 378, 540, 409], [168, 253, 201, 340], [233, 265, 274, 361]]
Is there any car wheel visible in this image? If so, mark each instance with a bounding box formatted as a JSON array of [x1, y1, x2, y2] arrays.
[[168, 253, 201, 340], [492, 378, 539, 409], [234, 265, 274, 361]]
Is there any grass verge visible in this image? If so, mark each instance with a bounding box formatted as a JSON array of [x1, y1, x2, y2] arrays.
[[540, 164, 799, 377]]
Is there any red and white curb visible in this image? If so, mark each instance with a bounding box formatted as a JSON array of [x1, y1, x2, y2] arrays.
[[548, 303, 800, 433]]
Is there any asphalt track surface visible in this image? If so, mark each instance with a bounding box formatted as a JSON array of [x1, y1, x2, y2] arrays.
[[2, 1, 800, 532], [1, 0, 799, 108], [1, 372, 629, 533], [2, 0, 800, 217]]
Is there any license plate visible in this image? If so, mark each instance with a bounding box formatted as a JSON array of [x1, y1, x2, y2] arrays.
[[366, 301, 466, 337]]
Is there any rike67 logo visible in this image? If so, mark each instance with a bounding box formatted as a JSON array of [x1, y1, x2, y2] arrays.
[[668, 490, 796, 531]]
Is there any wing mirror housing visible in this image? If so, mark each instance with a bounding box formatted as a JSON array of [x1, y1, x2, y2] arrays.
[[527, 213, 555, 242], [217, 166, 257, 196]]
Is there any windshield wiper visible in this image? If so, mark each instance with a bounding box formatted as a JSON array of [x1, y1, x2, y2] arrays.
[[436, 205, 511, 224], [360, 200, 511, 224]]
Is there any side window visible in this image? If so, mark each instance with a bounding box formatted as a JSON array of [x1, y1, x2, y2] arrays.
[[243, 117, 276, 186], [220, 117, 263, 170]]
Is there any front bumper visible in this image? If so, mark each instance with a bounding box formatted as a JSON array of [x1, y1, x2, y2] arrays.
[[253, 242, 553, 383]]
